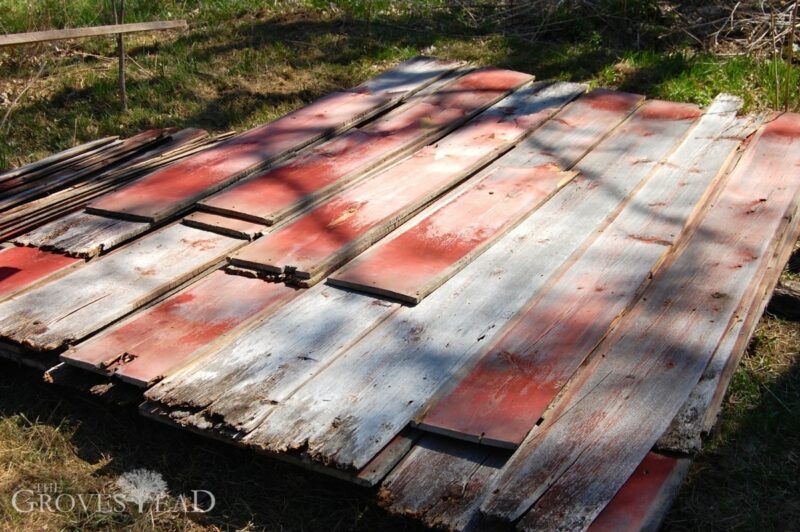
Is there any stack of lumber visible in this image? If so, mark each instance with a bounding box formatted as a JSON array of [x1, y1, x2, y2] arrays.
[[0, 127, 223, 240], [0, 57, 798, 531]]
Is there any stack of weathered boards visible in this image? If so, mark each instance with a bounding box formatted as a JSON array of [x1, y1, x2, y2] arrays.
[[1, 57, 799, 530]]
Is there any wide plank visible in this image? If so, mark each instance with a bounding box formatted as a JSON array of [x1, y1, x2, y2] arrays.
[[419, 95, 753, 447], [0, 246, 80, 300], [480, 112, 800, 529], [229, 81, 581, 286], [87, 58, 458, 223], [143, 283, 401, 434], [0, 224, 243, 352], [327, 83, 588, 304], [61, 270, 298, 387], [234, 98, 700, 472], [198, 69, 533, 225], [14, 211, 149, 258]]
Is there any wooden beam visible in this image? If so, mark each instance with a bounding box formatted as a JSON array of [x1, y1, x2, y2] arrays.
[[0, 21, 188, 47]]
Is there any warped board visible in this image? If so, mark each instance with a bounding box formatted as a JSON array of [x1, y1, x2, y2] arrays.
[[14, 211, 149, 258], [480, 112, 800, 530], [88, 58, 458, 223], [419, 95, 753, 447], [0, 224, 243, 352], [182, 212, 267, 240], [198, 69, 533, 225], [229, 81, 581, 286], [181, 97, 697, 472], [327, 164, 577, 303], [61, 270, 298, 387], [0, 246, 80, 300], [0, 136, 117, 183]]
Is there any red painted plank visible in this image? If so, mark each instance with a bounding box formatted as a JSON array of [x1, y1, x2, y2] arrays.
[[198, 68, 532, 225], [87, 91, 390, 222], [328, 163, 575, 303], [589, 452, 689, 532], [0, 246, 79, 299], [62, 270, 297, 387], [229, 83, 556, 286]]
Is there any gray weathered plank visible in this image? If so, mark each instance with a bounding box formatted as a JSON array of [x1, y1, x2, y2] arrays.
[[13, 211, 149, 258], [0, 223, 243, 351]]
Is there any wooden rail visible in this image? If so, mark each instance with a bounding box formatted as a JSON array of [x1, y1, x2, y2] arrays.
[[0, 21, 187, 47]]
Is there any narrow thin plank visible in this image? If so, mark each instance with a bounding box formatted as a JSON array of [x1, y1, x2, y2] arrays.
[[198, 68, 532, 225], [419, 95, 752, 447], [14, 211, 149, 258], [230, 81, 578, 286], [480, 112, 800, 529], [588, 453, 691, 532], [328, 83, 587, 304], [0, 224, 243, 352], [0, 246, 80, 300], [0, 21, 187, 47], [355, 428, 422, 487], [379, 435, 508, 531], [182, 212, 267, 240], [235, 98, 701, 472], [61, 270, 297, 386], [0, 136, 117, 182], [87, 58, 457, 223]]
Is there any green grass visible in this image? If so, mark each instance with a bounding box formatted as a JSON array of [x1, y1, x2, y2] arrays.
[[1, 2, 799, 530]]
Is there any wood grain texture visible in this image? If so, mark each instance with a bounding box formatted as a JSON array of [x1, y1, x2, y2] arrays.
[[327, 82, 587, 303], [419, 95, 751, 447], [379, 434, 508, 531], [0, 223, 243, 351], [198, 69, 532, 225], [232, 98, 697, 472], [182, 212, 267, 240], [144, 283, 401, 435], [61, 270, 298, 387], [0, 246, 80, 300], [480, 112, 800, 529], [87, 58, 457, 223], [14, 211, 149, 257], [229, 80, 579, 286], [588, 452, 691, 532]]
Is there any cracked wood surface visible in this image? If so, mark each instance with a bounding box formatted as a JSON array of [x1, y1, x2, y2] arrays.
[[0, 223, 243, 351], [419, 95, 756, 448], [480, 112, 800, 530]]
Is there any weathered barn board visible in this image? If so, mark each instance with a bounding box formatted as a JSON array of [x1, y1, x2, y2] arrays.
[[0, 246, 80, 300], [479, 112, 800, 529], [61, 270, 298, 387], [14, 211, 149, 258], [182, 212, 268, 240], [327, 83, 588, 304], [144, 283, 402, 434], [0, 136, 117, 183], [87, 58, 458, 223], [0, 224, 243, 352], [229, 82, 581, 286], [379, 434, 508, 531], [228, 99, 699, 471], [588, 453, 691, 532], [419, 95, 753, 447], [198, 69, 533, 225]]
